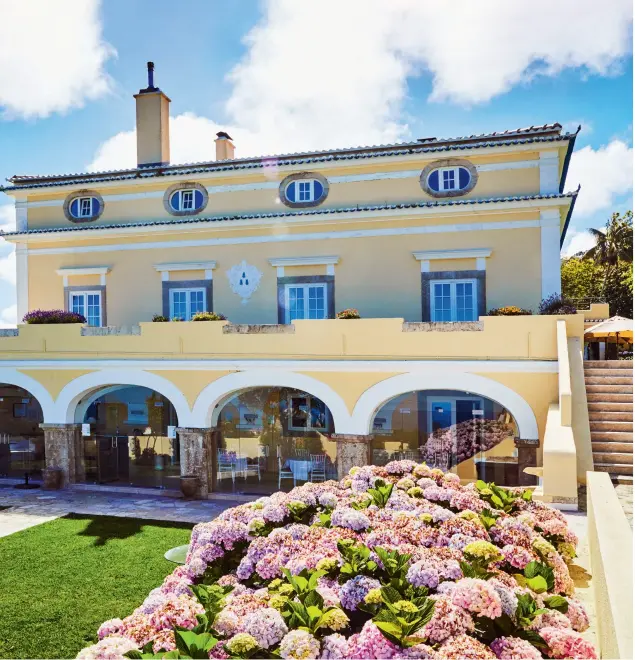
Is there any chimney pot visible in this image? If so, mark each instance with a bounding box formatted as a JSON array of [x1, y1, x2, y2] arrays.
[[147, 61, 155, 89], [215, 131, 235, 161]]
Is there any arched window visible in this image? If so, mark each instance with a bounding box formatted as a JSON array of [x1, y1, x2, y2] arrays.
[[279, 173, 329, 208], [169, 188, 205, 213], [427, 166, 471, 193]]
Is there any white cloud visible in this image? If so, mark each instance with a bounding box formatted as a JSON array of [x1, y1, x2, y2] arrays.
[[0, 0, 115, 119], [0, 304, 17, 329], [89, 0, 632, 168], [567, 140, 633, 216], [0, 251, 16, 286], [88, 113, 271, 171], [561, 229, 597, 257], [0, 205, 16, 232]]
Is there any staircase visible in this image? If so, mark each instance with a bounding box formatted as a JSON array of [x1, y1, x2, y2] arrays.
[[585, 360, 633, 483]]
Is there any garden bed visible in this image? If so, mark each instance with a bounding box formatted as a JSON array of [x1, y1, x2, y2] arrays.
[[81, 463, 595, 659]]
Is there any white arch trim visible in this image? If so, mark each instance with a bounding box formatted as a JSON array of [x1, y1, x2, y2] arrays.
[[350, 372, 539, 439], [0, 368, 56, 422], [52, 369, 193, 426], [191, 370, 353, 431]]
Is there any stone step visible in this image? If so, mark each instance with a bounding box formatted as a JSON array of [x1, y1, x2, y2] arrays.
[[587, 392, 633, 403], [590, 420, 633, 432], [585, 384, 633, 394], [592, 440, 633, 453], [594, 463, 634, 476], [584, 368, 634, 378], [585, 376, 633, 386], [588, 401, 633, 412], [588, 410, 633, 422], [592, 451, 634, 465], [585, 360, 633, 369], [591, 430, 633, 442]]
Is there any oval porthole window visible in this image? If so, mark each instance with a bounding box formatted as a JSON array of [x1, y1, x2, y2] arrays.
[[427, 166, 471, 193], [163, 182, 209, 216], [279, 172, 329, 208], [63, 190, 104, 223], [420, 160, 478, 198]]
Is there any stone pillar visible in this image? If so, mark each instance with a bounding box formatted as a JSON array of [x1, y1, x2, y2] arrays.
[[515, 437, 539, 486], [177, 427, 214, 499], [39, 423, 84, 487], [332, 434, 372, 480]]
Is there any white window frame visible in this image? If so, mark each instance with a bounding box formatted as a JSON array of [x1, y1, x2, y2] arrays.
[[296, 179, 315, 202], [284, 282, 328, 323], [78, 197, 94, 218], [437, 166, 461, 191], [430, 278, 478, 322], [288, 395, 329, 431], [169, 287, 207, 321], [170, 189, 197, 212], [69, 290, 102, 327]]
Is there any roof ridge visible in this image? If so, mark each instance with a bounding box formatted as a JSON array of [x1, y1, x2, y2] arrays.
[[3, 126, 570, 190], [2, 191, 578, 237]]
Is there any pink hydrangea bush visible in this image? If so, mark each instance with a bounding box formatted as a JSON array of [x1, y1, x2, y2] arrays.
[[79, 464, 595, 659]]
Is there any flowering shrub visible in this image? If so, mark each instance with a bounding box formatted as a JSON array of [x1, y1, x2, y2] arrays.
[[336, 309, 361, 319], [152, 315, 169, 322], [23, 309, 86, 324], [80, 462, 594, 659], [191, 312, 228, 322], [487, 306, 532, 316], [424, 418, 513, 469], [538, 295, 577, 316]]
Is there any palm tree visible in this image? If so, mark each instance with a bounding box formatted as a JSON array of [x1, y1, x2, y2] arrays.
[[584, 211, 633, 296]]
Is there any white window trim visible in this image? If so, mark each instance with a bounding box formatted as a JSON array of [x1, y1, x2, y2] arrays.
[[169, 287, 207, 321], [288, 394, 329, 431], [78, 197, 94, 218], [170, 189, 198, 212], [430, 278, 478, 323], [269, 255, 339, 278], [428, 166, 470, 192], [57, 265, 111, 287], [297, 179, 315, 202], [154, 262, 216, 281], [413, 249, 491, 273], [284, 282, 328, 323], [69, 290, 103, 327]]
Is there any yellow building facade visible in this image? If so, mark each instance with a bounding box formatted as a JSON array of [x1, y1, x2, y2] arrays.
[[0, 66, 599, 503]]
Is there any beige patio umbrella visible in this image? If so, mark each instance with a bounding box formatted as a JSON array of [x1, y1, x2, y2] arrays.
[[584, 316, 633, 345]]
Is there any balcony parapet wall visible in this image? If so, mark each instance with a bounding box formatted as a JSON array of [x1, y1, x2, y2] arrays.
[[0, 315, 585, 361]]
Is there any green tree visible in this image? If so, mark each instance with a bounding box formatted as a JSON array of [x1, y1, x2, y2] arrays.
[[583, 211, 633, 296], [561, 257, 603, 300]]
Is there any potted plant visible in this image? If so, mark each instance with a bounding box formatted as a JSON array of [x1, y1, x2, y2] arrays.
[[23, 310, 86, 324], [180, 475, 200, 498], [191, 312, 228, 321], [538, 294, 577, 315], [487, 306, 532, 316], [152, 314, 168, 322], [336, 308, 361, 319]]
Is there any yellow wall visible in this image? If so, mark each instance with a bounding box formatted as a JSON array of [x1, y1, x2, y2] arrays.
[[27, 220, 543, 326], [21, 152, 542, 230]]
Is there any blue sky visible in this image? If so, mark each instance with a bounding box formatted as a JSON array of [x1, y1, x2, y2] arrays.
[[0, 0, 632, 324]]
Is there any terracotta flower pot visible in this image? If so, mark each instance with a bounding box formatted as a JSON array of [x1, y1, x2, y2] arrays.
[[180, 475, 200, 499], [43, 467, 63, 490]]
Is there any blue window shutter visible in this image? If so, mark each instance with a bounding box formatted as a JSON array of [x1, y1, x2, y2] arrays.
[[92, 198, 101, 216], [313, 180, 324, 200], [459, 167, 470, 189], [286, 181, 296, 202], [194, 189, 204, 210], [70, 199, 79, 218], [170, 192, 180, 211], [428, 170, 439, 192]]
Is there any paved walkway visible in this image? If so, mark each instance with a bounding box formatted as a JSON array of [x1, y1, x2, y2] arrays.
[[0, 485, 242, 538]]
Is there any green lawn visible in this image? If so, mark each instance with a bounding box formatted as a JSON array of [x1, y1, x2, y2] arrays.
[[0, 513, 194, 659]]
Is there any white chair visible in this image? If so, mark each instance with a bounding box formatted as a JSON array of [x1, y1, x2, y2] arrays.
[[310, 454, 326, 482], [295, 448, 309, 458], [279, 455, 295, 488], [402, 451, 418, 461], [217, 450, 235, 483]]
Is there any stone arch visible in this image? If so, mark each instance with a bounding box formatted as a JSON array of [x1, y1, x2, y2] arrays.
[[0, 368, 56, 421], [350, 372, 539, 439], [52, 369, 193, 425], [191, 371, 353, 431]]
